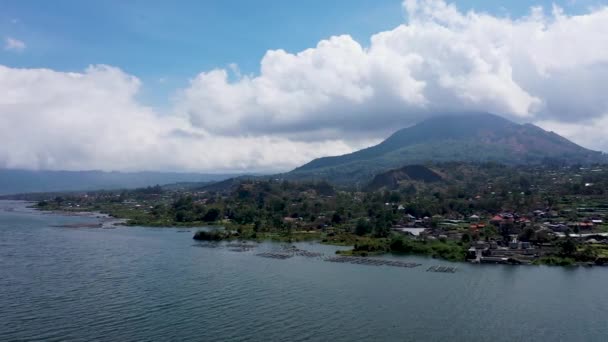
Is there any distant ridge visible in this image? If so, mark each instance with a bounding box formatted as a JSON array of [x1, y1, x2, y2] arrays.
[[0, 169, 241, 195], [288, 112, 606, 184]]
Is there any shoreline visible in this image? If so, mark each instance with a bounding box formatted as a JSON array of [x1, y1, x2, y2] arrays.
[[16, 201, 130, 229], [5, 200, 603, 268]]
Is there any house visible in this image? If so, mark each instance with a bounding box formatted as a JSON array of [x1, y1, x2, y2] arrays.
[[469, 214, 480, 222], [469, 223, 486, 231], [517, 218, 532, 227], [490, 215, 503, 225], [547, 223, 569, 232], [283, 217, 297, 223], [501, 213, 515, 221], [466, 247, 477, 260], [474, 241, 489, 249]]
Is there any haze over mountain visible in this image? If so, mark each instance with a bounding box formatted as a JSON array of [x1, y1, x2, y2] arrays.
[[289, 113, 607, 184], [7, 113, 603, 195], [0, 170, 239, 195]]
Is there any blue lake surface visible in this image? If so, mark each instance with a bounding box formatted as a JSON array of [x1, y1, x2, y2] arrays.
[[1, 200, 607, 341]]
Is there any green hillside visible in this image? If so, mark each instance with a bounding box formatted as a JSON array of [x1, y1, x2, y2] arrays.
[[287, 113, 606, 184]]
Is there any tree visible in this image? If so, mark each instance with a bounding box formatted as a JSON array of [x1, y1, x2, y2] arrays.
[[253, 220, 262, 232], [202, 208, 221, 222], [519, 176, 531, 190], [173, 196, 193, 211], [482, 225, 498, 241], [531, 229, 552, 244], [331, 212, 342, 224], [519, 227, 535, 242], [559, 238, 577, 256], [389, 192, 401, 203], [500, 222, 514, 242], [151, 204, 166, 218], [373, 215, 391, 238], [175, 210, 189, 222], [430, 215, 442, 229], [404, 184, 417, 195], [355, 218, 371, 236]]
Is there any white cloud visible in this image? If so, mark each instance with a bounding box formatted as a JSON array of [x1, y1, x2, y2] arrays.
[[1, 0, 608, 172], [0, 65, 358, 172], [4, 37, 26, 52], [177, 0, 608, 140], [535, 114, 608, 153]]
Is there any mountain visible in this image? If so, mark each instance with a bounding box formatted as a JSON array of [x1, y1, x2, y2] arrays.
[[288, 112, 607, 184], [0, 169, 240, 195], [365, 165, 443, 191]]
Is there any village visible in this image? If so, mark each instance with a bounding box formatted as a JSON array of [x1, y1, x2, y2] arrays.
[[391, 205, 608, 264]]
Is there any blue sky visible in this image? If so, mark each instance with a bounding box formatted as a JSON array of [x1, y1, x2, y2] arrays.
[[0, 0, 602, 108]]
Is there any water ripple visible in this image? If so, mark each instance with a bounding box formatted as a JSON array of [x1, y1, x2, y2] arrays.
[[2, 201, 608, 341]]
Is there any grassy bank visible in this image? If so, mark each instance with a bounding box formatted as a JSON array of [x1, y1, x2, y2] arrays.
[[329, 235, 467, 261]]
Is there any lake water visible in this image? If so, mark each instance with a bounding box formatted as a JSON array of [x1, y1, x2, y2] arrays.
[[1, 200, 608, 341]]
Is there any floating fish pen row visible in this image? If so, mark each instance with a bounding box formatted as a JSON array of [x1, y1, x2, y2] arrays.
[[229, 247, 255, 252], [426, 265, 457, 273], [226, 243, 257, 249], [192, 242, 257, 250], [277, 246, 325, 258], [226, 243, 257, 251], [192, 242, 221, 248], [256, 252, 293, 260], [294, 250, 324, 258], [324, 256, 421, 268], [280, 245, 300, 252]]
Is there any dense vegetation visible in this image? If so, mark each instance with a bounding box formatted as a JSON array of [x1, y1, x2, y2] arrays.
[[336, 236, 468, 261]]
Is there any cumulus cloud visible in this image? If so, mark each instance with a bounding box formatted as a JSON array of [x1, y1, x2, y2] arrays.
[[536, 115, 608, 153], [1, 0, 608, 172], [178, 0, 608, 140], [0, 65, 358, 172], [4, 37, 26, 52]]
